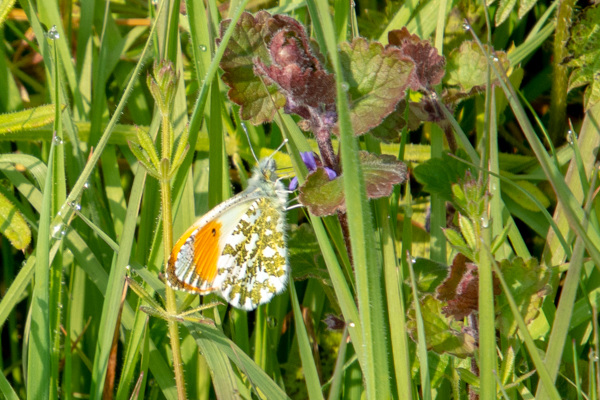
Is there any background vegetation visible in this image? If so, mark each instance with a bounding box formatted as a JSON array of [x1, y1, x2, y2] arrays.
[[0, 0, 599, 399]]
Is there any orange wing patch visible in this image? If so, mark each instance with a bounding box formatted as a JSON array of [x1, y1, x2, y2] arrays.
[[167, 220, 222, 293], [191, 220, 221, 283]]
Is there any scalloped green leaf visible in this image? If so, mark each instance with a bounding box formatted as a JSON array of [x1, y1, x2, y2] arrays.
[[298, 152, 406, 216], [496, 258, 553, 337], [0, 191, 31, 250], [298, 168, 345, 216], [407, 295, 476, 358], [444, 41, 509, 94], [218, 11, 286, 124], [411, 257, 449, 294], [339, 38, 414, 136], [0, 104, 62, 135], [413, 152, 471, 202]]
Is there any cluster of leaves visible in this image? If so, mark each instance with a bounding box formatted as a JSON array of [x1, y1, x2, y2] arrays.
[[409, 162, 553, 358], [217, 11, 511, 216]]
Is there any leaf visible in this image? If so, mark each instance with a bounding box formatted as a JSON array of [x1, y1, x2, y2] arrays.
[[360, 151, 407, 198], [369, 99, 422, 143], [387, 27, 446, 91], [444, 41, 509, 95], [411, 257, 449, 294], [407, 295, 476, 358], [339, 38, 414, 135], [298, 168, 345, 216], [567, 4, 600, 110], [413, 152, 471, 202], [254, 14, 337, 133], [289, 223, 331, 286], [218, 11, 286, 124], [496, 258, 553, 337], [502, 180, 551, 212], [297, 152, 407, 216], [436, 254, 501, 320], [486, 0, 537, 26], [0, 104, 62, 135], [0, 191, 31, 250]]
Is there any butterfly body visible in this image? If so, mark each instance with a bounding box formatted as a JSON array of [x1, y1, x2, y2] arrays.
[[167, 158, 289, 310]]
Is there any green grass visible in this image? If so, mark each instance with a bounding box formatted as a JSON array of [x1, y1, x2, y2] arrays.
[[1, 0, 600, 399]]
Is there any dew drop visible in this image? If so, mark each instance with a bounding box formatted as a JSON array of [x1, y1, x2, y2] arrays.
[[47, 25, 60, 40], [51, 222, 67, 239], [490, 55, 499, 62], [348, 322, 355, 328], [341, 82, 349, 91], [267, 316, 278, 328], [52, 134, 64, 145], [69, 202, 82, 211], [199, 44, 207, 52], [567, 129, 575, 145], [480, 216, 489, 228], [462, 22, 471, 31], [83, 181, 90, 190]]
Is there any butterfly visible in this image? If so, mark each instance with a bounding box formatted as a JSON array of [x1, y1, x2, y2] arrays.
[[166, 157, 289, 311]]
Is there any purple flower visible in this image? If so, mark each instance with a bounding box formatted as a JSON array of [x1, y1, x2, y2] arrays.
[[289, 152, 337, 190]]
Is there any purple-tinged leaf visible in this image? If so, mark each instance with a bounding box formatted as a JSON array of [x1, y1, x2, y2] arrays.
[[388, 27, 446, 91], [218, 11, 286, 124], [369, 99, 422, 143], [298, 168, 345, 216], [338, 38, 414, 136], [298, 151, 407, 216], [436, 253, 501, 320], [360, 151, 407, 198], [253, 15, 337, 134], [407, 295, 476, 358]]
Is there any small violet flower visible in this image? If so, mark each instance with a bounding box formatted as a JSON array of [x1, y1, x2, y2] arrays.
[[289, 151, 337, 190]]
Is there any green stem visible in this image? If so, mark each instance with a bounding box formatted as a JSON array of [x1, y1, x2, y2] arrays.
[[161, 113, 186, 398], [548, 0, 575, 145]]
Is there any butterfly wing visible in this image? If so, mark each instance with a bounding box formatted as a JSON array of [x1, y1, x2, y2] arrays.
[[167, 197, 255, 294], [215, 196, 289, 310]]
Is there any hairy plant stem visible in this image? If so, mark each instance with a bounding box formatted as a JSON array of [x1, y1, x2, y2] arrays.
[[316, 128, 339, 173], [469, 313, 480, 400], [549, 0, 575, 145], [160, 139, 187, 398]]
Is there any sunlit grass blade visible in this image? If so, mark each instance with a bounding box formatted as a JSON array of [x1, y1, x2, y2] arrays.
[[26, 137, 56, 399], [183, 321, 288, 399]]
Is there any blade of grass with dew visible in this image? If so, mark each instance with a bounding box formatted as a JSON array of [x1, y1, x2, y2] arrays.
[[536, 170, 598, 400], [48, 41, 67, 400], [88, 168, 146, 400], [26, 137, 55, 399], [543, 102, 600, 266], [470, 30, 600, 269], [312, 1, 391, 397]]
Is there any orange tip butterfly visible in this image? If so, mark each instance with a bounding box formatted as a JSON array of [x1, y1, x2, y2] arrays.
[[166, 157, 289, 311]]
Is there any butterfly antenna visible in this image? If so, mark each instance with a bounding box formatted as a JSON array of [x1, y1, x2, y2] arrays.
[[241, 122, 260, 164], [269, 139, 289, 161]]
